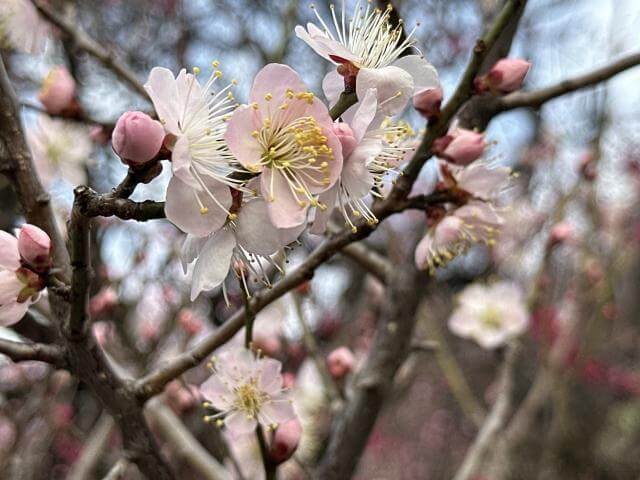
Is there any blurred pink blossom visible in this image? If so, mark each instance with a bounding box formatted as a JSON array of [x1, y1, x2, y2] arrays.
[[327, 346, 355, 379], [38, 66, 77, 116]]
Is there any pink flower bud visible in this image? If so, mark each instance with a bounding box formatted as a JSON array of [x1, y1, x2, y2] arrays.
[[433, 128, 486, 166], [268, 419, 302, 465], [327, 347, 355, 379], [549, 221, 574, 246], [253, 330, 282, 357], [18, 224, 51, 273], [475, 58, 531, 94], [413, 86, 443, 120], [92, 321, 114, 348], [38, 66, 77, 115], [177, 308, 204, 336], [332, 122, 358, 158], [112, 111, 165, 165]]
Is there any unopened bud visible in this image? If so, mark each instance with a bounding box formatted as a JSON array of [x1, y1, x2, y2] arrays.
[[112, 111, 165, 166], [413, 86, 443, 120], [326, 346, 355, 379], [433, 128, 486, 166], [268, 419, 302, 464], [17, 224, 51, 273], [475, 58, 531, 94]]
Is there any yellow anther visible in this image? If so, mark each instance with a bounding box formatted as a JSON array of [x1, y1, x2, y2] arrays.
[[227, 91, 234, 100], [215, 70, 222, 78], [212, 60, 220, 68], [200, 207, 209, 215], [264, 93, 273, 101], [228, 213, 238, 221], [231, 78, 238, 85], [279, 103, 289, 110], [251, 130, 259, 137], [351, 226, 358, 233], [250, 102, 259, 110], [192, 66, 201, 75], [215, 419, 224, 428]]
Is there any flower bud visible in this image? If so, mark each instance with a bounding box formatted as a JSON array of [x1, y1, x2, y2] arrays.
[[177, 308, 204, 336], [38, 66, 77, 115], [413, 86, 443, 120], [89, 287, 118, 318], [549, 221, 574, 247], [475, 58, 531, 94], [268, 419, 302, 465], [18, 224, 51, 273], [326, 346, 355, 379], [332, 122, 358, 158], [112, 111, 165, 166], [433, 128, 486, 166]]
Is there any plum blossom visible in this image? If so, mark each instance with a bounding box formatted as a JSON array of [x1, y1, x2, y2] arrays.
[[268, 419, 303, 464], [296, 2, 439, 119], [326, 346, 355, 379], [0, 226, 51, 326], [144, 64, 239, 236], [415, 162, 510, 272], [474, 58, 531, 94], [225, 63, 343, 229], [112, 111, 165, 166], [27, 116, 91, 188], [311, 89, 413, 233], [448, 281, 529, 349], [0, 0, 49, 54], [184, 198, 303, 301], [432, 128, 487, 166], [200, 348, 296, 436]]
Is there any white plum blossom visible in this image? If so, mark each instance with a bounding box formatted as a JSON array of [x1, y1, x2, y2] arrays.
[[0, 0, 49, 54], [27, 116, 92, 188], [448, 281, 529, 349], [200, 348, 296, 437], [183, 198, 303, 301], [296, 1, 439, 120], [144, 64, 240, 237], [312, 88, 413, 233]]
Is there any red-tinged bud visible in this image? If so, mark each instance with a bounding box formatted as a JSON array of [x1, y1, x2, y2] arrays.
[[38, 66, 77, 115], [413, 86, 443, 121], [433, 128, 486, 166], [112, 111, 165, 166], [89, 287, 118, 318], [268, 419, 302, 465], [326, 346, 355, 380], [548, 221, 574, 247], [475, 58, 531, 94], [177, 308, 204, 336], [18, 224, 51, 273]]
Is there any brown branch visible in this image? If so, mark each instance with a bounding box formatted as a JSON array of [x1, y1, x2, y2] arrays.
[[32, 0, 149, 100], [0, 337, 66, 366], [498, 50, 640, 110], [74, 185, 165, 221], [67, 413, 116, 480], [341, 243, 390, 282]]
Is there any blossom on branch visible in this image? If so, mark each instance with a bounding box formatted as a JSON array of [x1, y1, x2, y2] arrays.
[[448, 281, 529, 349], [225, 63, 343, 229], [145, 64, 239, 236], [296, 1, 439, 119], [0, 226, 51, 326], [200, 348, 296, 437]]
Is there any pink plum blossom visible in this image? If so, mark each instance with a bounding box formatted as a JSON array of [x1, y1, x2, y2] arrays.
[[0, 0, 49, 54], [0, 226, 50, 326], [475, 58, 531, 94], [200, 348, 296, 436], [268, 418, 303, 464], [296, 2, 439, 120], [432, 128, 486, 166], [144, 65, 238, 236], [112, 111, 165, 165], [326, 346, 356, 379], [27, 116, 91, 187], [225, 63, 343, 229], [448, 281, 529, 349], [311, 89, 413, 234]]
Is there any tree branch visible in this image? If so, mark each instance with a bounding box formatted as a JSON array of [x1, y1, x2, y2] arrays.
[[32, 0, 149, 100], [0, 337, 66, 366], [74, 185, 165, 221]]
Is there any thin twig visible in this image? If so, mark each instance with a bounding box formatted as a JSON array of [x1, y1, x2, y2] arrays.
[[0, 338, 65, 366]]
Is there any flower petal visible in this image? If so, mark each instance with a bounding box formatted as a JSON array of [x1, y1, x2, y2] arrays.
[[0, 300, 30, 327], [322, 70, 344, 107], [309, 185, 338, 235], [249, 64, 307, 111], [190, 229, 236, 301], [144, 67, 180, 135], [225, 411, 258, 437], [225, 105, 264, 171], [349, 88, 378, 142], [236, 199, 283, 256], [392, 55, 440, 93], [180, 235, 207, 274], [0, 231, 20, 270], [200, 375, 232, 410], [0, 271, 22, 305], [165, 176, 231, 237], [261, 169, 308, 229], [356, 66, 413, 118], [259, 398, 295, 425]]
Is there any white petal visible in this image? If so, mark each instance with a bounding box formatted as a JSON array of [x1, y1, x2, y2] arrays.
[[0, 300, 30, 327], [322, 70, 344, 107], [180, 235, 207, 274], [356, 66, 413, 118], [225, 411, 258, 437], [349, 88, 378, 142], [0, 231, 19, 270], [310, 186, 338, 235], [236, 199, 283, 256], [0, 271, 22, 305], [200, 375, 233, 411], [190, 229, 236, 301], [392, 55, 440, 93], [144, 67, 180, 135]]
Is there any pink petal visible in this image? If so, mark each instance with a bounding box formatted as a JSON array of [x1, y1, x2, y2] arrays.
[[144, 67, 180, 135], [414, 231, 435, 269], [349, 88, 378, 142], [249, 64, 307, 110], [322, 70, 343, 107], [169, 136, 198, 187], [236, 200, 284, 256], [0, 231, 20, 270], [259, 398, 295, 425], [261, 169, 308, 229], [224, 105, 264, 171], [258, 357, 283, 393], [200, 375, 232, 410], [309, 185, 338, 235], [165, 176, 231, 237], [0, 300, 30, 327], [0, 271, 22, 305]]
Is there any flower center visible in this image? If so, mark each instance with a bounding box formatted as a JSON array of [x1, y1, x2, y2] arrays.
[[480, 307, 503, 330], [233, 378, 268, 419]]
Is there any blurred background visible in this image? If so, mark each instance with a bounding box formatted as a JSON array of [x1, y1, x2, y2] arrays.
[[1, 0, 640, 478]]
